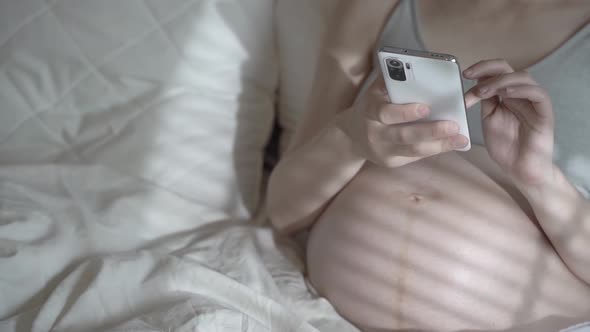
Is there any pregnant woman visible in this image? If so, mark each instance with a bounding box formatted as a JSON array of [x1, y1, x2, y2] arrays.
[[267, 1, 590, 331]]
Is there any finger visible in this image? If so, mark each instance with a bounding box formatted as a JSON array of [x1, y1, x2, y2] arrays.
[[385, 121, 461, 144], [394, 135, 470, 157], [367, 103, 430, 124], [467, 71, 537, 100], [464, 91, 480, 109], [463, 59, 514, 79], [498, 85, 553, 120]]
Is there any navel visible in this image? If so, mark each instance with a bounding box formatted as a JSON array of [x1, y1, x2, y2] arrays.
[[408, 193, 425, 203]]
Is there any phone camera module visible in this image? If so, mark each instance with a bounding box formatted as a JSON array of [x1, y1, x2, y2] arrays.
[[386, 58, 406, 81]]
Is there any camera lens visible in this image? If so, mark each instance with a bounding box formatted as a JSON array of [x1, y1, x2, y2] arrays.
[[387, 59, 403, 68]]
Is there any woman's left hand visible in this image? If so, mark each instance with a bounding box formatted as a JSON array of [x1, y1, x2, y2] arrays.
[[464, 59, 555, 185]]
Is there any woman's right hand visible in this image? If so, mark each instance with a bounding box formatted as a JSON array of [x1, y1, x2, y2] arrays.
[[335, 76, 470, 168]]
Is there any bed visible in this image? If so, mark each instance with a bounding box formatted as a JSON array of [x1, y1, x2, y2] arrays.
[[0, 0, 359, 331], [5, 2, 590, 332]]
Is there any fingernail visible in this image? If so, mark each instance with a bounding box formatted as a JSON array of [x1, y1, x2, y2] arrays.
[[504, 87, 514, 95], [478, 87, 489, 96], [463, 69, 473, 77], [453, 136, 468, 148], [417, 106, 429, 117]]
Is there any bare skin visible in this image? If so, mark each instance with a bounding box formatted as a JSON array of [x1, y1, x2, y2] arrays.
[[268, 1, 590, 331]]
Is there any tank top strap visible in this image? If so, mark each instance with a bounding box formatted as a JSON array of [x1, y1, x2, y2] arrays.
[[377, 0, 425, 51]]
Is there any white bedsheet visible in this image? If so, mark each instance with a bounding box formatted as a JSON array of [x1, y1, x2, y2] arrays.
[[0, 164, 356, 332]]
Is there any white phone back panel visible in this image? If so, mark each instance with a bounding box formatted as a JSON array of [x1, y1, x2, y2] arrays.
[[378, 50, 471, 151]]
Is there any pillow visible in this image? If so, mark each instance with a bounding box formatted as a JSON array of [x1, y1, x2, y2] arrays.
[[275, 0, 338, 152], [0, 0, 277, 219]]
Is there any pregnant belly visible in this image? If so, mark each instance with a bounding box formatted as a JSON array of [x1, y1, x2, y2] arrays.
[[306, 152, 590, 332]]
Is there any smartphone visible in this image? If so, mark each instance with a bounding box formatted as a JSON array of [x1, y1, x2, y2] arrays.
[[378, 46, 471, 151]]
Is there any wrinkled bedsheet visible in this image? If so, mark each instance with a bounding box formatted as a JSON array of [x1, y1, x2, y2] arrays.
[[0, 164, 356, 332]]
